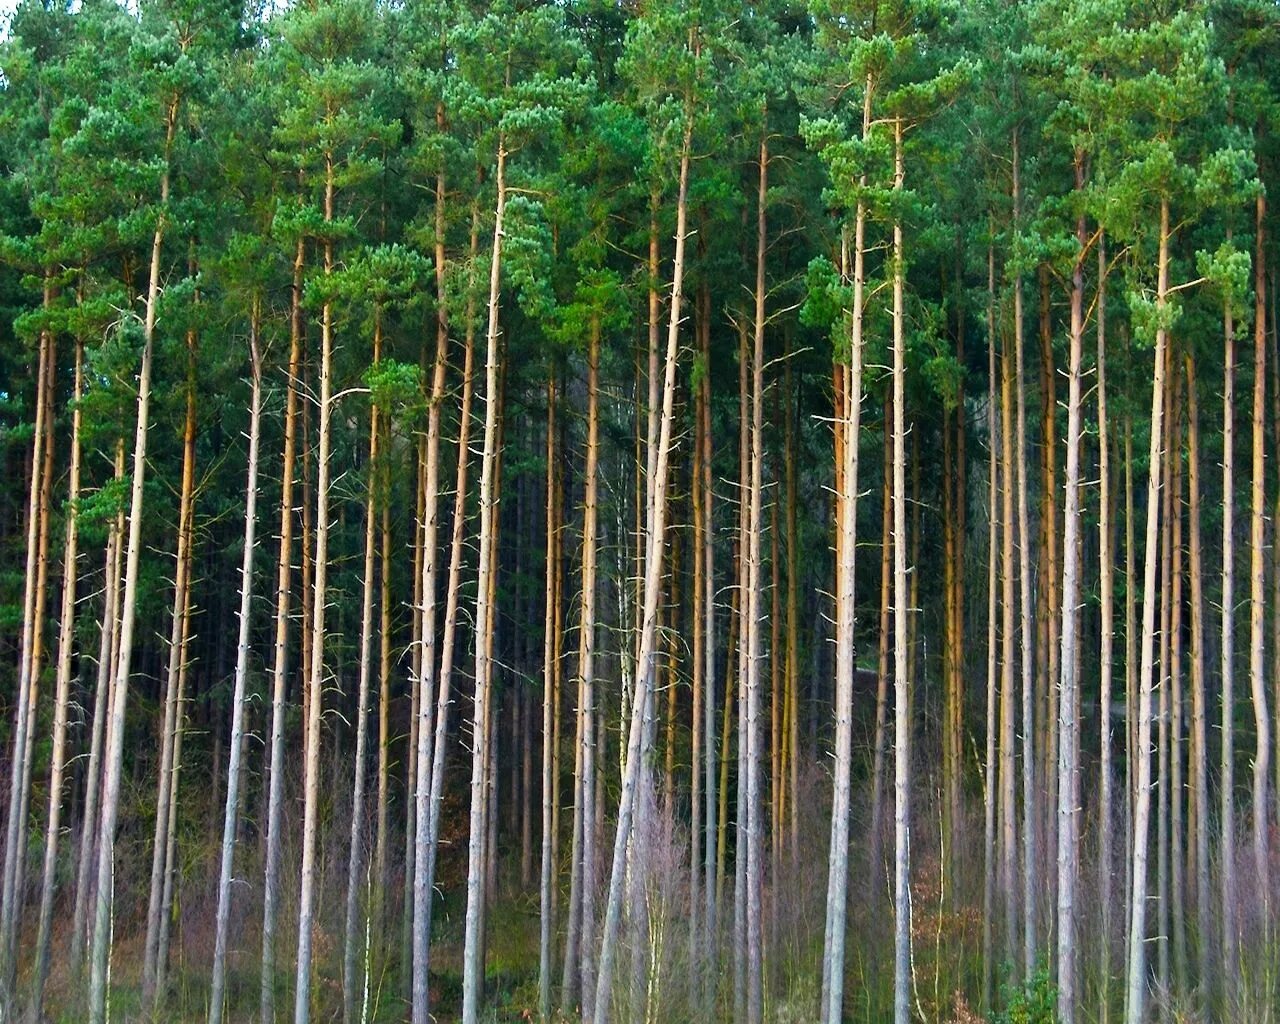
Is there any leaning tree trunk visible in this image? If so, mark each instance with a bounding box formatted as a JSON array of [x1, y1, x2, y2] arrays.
[[593, 110, 692, 1024], [209, 312, 264, 1024], [88, 99, 176, 1024], [0, 295, 52, 1008], [70, 439, 124, 977], [30, 337, 83, 1020], [142, 316, 199, 1015]]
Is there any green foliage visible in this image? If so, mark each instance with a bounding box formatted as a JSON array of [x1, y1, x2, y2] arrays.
[[992, 965, 1057, 1024]]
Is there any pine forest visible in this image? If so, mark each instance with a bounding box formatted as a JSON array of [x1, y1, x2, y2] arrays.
[[2, 1, 1280, 1022]]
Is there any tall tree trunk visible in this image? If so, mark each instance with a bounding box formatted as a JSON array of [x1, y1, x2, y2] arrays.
[[821, 77, 870, 1024], [539, 370, 565, 1023], [982, 243, 1000, 1015], [742, 124, 768, 1024], [0, 292, 52, 1006], [461, 133, 508, 1024], [700, 283, 718, 965], [593, 110, 691, 1024], [1097, 238, 1117, 1015], [1247, 194, 1270, 892], [1055, 179, 1087, 1024], [261, 235, 304, 1024], [143, 311, 199, 1013], [209, 313, 264, 1024], [1124, 196, 1172, 1024], [30, 336, 83, 1019], [70, 440, 125, 976], [415, 197, 476, 1024], [1013, 132, 1037, 979], [1185, 353, 1212, 993], [293, 153, 337, 1024], [890, 115, 911, 1024], [1220, 245, 1240, 1000], [88, 101, 176, 1024], [344, 311, 384, 1024], [418, 206, 479, 1021]]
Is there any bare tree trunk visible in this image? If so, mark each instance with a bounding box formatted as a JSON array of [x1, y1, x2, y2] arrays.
[[1247, 194, 1270, 893], [982, 243, 999, 1015], [890, 116, 911, 1024], [822, 78, 870, 1024], [143, 312, 199, 1013], [70, 439, 124, 978], [593, 110, 691, 1024], [1097, 239, 1116, 1015], [293, 155, 337, 1024], [1124, 196, 1172, 1024], [415, 198, 477, 1024], [261, 235, 303, 1024], [461, 133, 508, 1024], [1055, 182, 1087, 1024], [209, 313, 264, 1024], [539, 371, 564, 1023], [0, 297, 52, 1008], [741, 124, 768, 1024], [154, 572, 192, 1003], [30, 336, 83, 1019], [701, 287, 718, 965], [1220, 252, 1240, 1001], [3, 301, 55, 1005], [1185, 353, 1212, 995], [344, 311, 384, 1024], [88, 102, 176, 1024], [1013, 132, 1037, 979]]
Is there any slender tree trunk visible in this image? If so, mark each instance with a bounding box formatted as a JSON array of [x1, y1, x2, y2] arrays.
[[539, 370, 564, 1023], [1124, 196, 1172, 1024], [982, 243, 1000, 1015], [822, 77, 870, 1024], [1097, 239, 1116, 1017], [742, 124, 768, 1024], [1185, 353, 1212, 994], [0, 296, 51, 1009], [209, 313, 264, 1024], [1013, 132, 1037, 979], [890, 116, 911, 1024], [1056, 181, 1087, 1024], [344, 311, 384, 1024], [30, 336, 83, 1019], [418, 207, 479, 1022], [261, 236, 304, 1024], [70, 440, 125, 976], [593, 109, 692, 1024], [701, 285, 718, 966], [143, 307, 199, 1013], [1220, 251, 1240, 1000], [1247, 194, 1270, 893], [461, 134, 508, 1024], [293, 154, 337, 1024], [88, 102, 176, 1024]]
